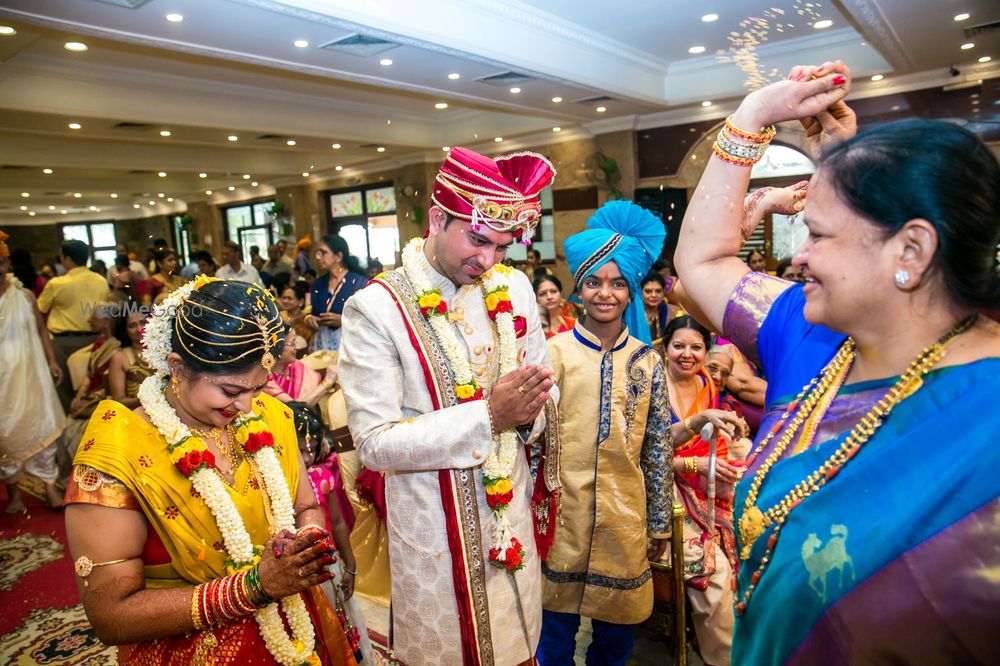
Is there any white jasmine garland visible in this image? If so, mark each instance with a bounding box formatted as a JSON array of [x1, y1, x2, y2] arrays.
[[401, 238, 523, 568]]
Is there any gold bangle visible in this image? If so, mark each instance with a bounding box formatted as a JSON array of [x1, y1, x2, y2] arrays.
[[191, 585, 204, 630], [683, 417, 697, 437], [685, 457, 699, 474]]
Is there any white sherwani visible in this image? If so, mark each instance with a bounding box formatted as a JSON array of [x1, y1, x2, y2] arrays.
[[338, 252, 553, 666]]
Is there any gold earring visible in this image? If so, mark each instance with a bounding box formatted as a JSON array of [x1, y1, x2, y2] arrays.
[[171, 374, 180, 398]]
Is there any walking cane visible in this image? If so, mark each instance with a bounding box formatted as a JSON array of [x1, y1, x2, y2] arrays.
[[701, 422, 717, 546]]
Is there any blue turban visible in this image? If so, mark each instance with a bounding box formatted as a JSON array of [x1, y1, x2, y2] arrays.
[[564, 200, 666, 344]]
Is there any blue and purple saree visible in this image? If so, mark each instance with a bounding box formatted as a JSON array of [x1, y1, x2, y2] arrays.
[[723, 273, 1000, 665]]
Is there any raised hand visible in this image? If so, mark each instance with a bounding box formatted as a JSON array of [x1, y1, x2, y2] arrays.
[[741, 181, 809, 242], [487, 364, 553, 432], [731, 65, 851, 135], [787, 61, 858, 156]]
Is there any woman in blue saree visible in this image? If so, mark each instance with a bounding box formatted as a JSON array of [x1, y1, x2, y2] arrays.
[[308, 234, 368, 351], [674, 60, 1000, 665]]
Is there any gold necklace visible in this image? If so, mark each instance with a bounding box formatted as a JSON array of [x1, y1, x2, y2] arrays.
[[735, 314, 977, 615]]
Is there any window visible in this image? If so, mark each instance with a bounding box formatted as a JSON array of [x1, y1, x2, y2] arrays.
[[503, 186, 555, 263], [61, 222, 117, 267], [223, 200, 276, 261], [172, 216, 191, 266], [325, 185, 399, 268]]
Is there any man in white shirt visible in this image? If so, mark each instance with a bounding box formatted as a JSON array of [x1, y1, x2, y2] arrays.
[[106, 242, 148, 285], [215, 240, 263, 286]]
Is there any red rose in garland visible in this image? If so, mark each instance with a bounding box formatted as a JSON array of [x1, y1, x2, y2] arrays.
[[175, 449, 215, 478], [244, 431, 275, 454]]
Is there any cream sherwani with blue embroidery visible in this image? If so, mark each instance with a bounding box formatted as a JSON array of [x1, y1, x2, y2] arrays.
[[542, 323, 673, 624]]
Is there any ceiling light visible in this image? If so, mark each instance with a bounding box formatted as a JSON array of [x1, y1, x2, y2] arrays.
[[891, 105, 901, 111], [73, 193, 82, 198], [284, 140, 297, 147], [871, 74, 884, 81], [64, 42, 88, 52], [961, 42, 975, 50], [49, 205, 56, 210], [158, 171, 167, 177], [227, 135, 238, 141], [167, 197, 174, 202], [435, 102, 449, 109], [160, 129, 171, 137], [157, 193, 165, 198], [448, 73, 460, 80], [0, 26, 17, 36], [494, 137, 503, 143], [294, 39, 309, 48], [28, 212, 36, 216], [972, 99, 980, 105], [165, 13, 184, 23], [553, 127, 561, 132], [61, 210, 68, 215], [133, 204, 140, 209], [979, 56, 992, 63], [376, 146, 386, 152], [813, 19, 834, 29], [596, 106, 607, 113], [335, 165, 343, 171], [110, 193, 118, 198], [251, 181, 258, 186], [702, 100, 712, 107], [701, 13, 719, 22], [688, 46, 706, 54], [331, 143, 341, 149], [205, 190, 213, 195], [379, 58, 393, 66], [19, 205, 27, 211], [954, 13, 970, 21], [509, 87, 521, 94], [149, 200, 155, 205], [228, 185, 236, 190], [20, 192, 29, 197], [199, 172, 207, 178], [243, 174, 251, 179], [89, 205, 98, 211], [301, 172, 309, 177], [442, 146, 450, 151], [68, 122, 82, 130], [551, 96, 563, 103], [43, 168, 53, 174]]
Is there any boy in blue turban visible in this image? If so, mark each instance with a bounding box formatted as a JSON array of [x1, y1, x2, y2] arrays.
[[538, 201, 674, 664]]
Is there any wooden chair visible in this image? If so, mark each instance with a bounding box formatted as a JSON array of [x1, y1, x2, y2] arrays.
[[649, 501, 690, 666]]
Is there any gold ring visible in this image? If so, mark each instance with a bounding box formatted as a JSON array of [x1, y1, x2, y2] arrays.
[[517, 385, 526, 394], [297, 568, 304, 578]]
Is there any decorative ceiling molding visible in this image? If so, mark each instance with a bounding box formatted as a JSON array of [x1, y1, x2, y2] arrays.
[[834, 0, 913, 70]]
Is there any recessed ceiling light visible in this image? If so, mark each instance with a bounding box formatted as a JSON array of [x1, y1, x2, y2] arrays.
[[702, 100, 712, 107], [813, 19, 834, 29], [49, 205, 55, 210], [954, 13, 970, 21], [509, 87, 521, 94], [379, 58, 393, 66], [199, 172, 207, 178], [160, 129, 171, 137], [335, 165, 343, 171], [251, 181, 258, 186], [435, 102, 449, 109], [165, 13, 184, 23], [287, 139, 297, 146], [68, 122, 82, 130], [61, 210, 68, 215], [227, 135, 238, 141], [551, 96, 563, 103], [688, 46, 706, 54], [205, 190, 213, 195], [448, 73, 460, 80], [89, 205, 97, 211], [494, 137, 503, 143], [376, 146, 386, 152], [0, 26, 17, 36], [701, 13, 719, 22], [149, 200, 155, 205], [110, 193, 118, 198], [553, 127, 561, 132], [43, 168, 53, 174], [871, 74, 884, 81], [167, 197, 174, 202], [891, 105, 901, 111], [157, 193, 165, 198], [301, 172, 309, 178], [20, 192, 29, 197], [961, 42, 975, 50], [239, 174, 249, 180], [331, 143, 341, 149], [596, 106, 607, 113], [972, 99, 980, 105], [229, 185, 236, 190], [133, 204, 140, 209], [73, 193, 82, 198], [64, 42, 88, 52], [158, 171, 167, 177], [19, 205, 27, 210], [980, 56, 992, 63], [28, 211, 36, 216], [294, 40, 309, 48], [442, 146, 450, 151]]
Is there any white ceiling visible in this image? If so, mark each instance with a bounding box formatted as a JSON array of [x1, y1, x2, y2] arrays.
[[0, 0, 997, 225]]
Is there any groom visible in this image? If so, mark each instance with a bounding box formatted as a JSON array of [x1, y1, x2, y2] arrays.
[[338, 147, 559, 666]]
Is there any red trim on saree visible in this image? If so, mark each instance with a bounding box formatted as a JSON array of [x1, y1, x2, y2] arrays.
[[373, 275, 485, 666]]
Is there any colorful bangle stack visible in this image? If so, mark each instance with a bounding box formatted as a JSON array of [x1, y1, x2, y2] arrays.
[[191, 565, 275, 629], [712, 116, 776, 167]]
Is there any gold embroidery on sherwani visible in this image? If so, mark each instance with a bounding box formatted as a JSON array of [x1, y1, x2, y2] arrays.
[[378, 269, 495, 665]]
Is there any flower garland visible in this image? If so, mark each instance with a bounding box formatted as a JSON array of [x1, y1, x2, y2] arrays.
[[137, 276, 317, 665], [400, 238, 525, 571]]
